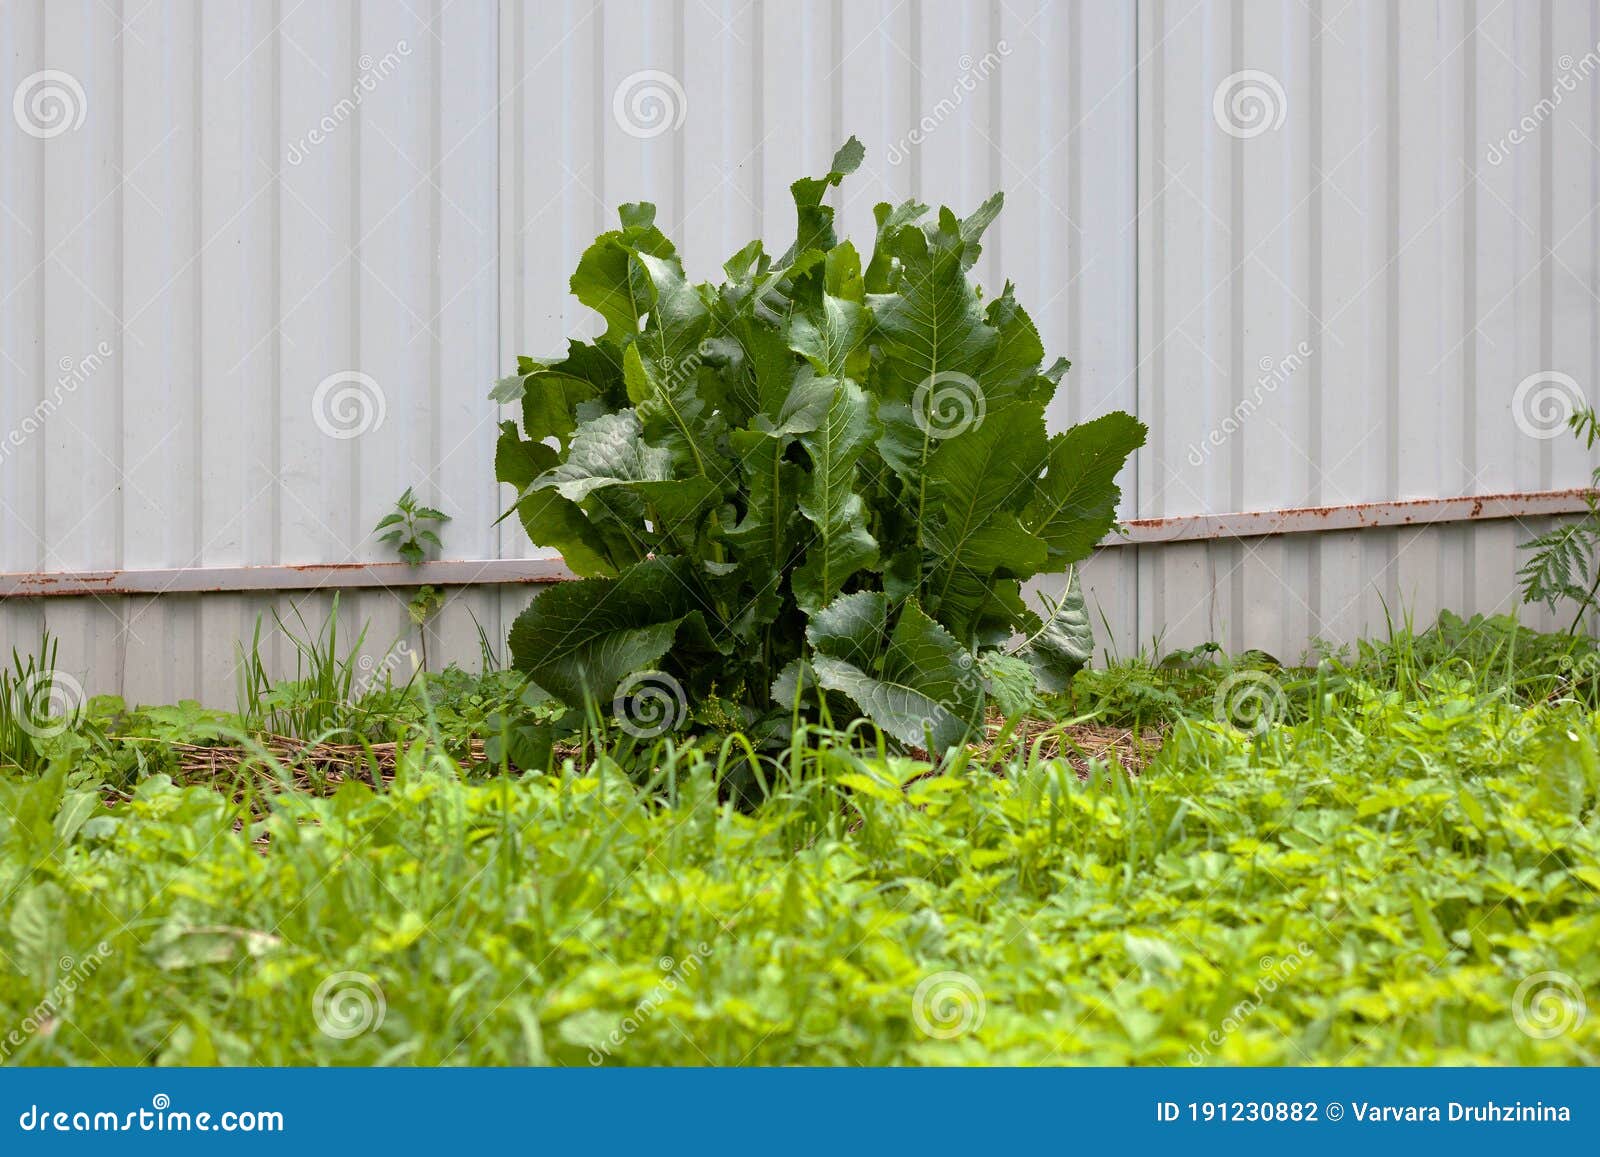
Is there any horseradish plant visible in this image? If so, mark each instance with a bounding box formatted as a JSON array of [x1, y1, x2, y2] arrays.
[[494, 139, 1144, 750]]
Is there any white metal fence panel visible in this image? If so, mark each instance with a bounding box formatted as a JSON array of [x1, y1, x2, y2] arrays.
[[1137, 0, 1594, 657], [0, 0, 1594, 705], [1, 0, 506, 704]]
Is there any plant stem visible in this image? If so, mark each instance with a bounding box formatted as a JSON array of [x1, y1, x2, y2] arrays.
[[1567, 567, 1600, 635]]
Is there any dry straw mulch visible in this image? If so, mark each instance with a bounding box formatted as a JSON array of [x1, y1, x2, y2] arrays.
[[167, 735, 488, 794], [109, 715, 1164, 825], [972, 714, 1164, 778]]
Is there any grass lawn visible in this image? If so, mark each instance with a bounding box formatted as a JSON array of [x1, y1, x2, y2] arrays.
[[1, 612, 1596, 1065]]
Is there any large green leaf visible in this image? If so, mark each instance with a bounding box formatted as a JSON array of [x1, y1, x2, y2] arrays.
[[704, 315, 793, 425], [873, 401, 930, 486], [978, 650, 1041, 719], [866, 209, 997, 402], [569, 203, 677, 342], [494, 420, 549, 490], [724, 432, 801, 569], [792, 380, 880, 612], [979, 286, 1050, 408], [632, 251, 711, 374], [867, 208, 1001, 535], [922, 402, 1050, 636], [1017, 567, 1095, 693], [807, 590, 889, 669], [788, 293, 868, 379], [1023, 411, 1146, 564], [496, 421, 617, 577], [812, 600, 984, 751], [771, 589, 887, 712], [864, 198, 930, 292], [824, 240, 865, 301], [785, 136, 864, 260], [749, 365, 834, 438], [623, 343, 730, 492], [927, 517, 1048, 642], [492, 341, 622, 445], [534, 408, 717, 548], [722, 367, 839, 618], [507, 556, 710, 707], [958, 192, 1003, 268], [534, 409, 670, 501], [516, 490, 620, 579]]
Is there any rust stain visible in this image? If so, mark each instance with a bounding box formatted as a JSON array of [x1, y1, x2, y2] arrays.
[[17, 573, 115, 589], [285, 561, 371, 573], [1116, 487, 1595, 546]]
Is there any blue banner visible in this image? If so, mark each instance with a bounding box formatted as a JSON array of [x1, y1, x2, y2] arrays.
[[1, 1068, 1593, 1154]]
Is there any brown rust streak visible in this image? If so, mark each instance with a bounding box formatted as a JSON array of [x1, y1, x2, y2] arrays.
[[1124, 489, 1588, 531], [1115, 487, 1594, 545]]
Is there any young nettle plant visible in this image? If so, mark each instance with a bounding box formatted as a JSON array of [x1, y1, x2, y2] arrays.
[[374, 489, 452, 670], [494, 138, 1144, 751], [374, 487, 451, 566]]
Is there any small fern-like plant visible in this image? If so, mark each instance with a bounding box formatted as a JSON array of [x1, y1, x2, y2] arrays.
[[1519, 407, 1600, 632]]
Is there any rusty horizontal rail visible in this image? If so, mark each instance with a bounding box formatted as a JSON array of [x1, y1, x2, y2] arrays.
[[0, 489, 1590, 599], [1114, 487, 1593, 545], [0, 557, 576, 599]]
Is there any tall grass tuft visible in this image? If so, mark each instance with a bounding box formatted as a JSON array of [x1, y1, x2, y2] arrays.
[[0, 632, 71, 773], [234, 596, 373, 740]]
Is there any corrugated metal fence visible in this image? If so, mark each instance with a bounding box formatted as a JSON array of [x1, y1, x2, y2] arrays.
[[1, 0, 1594, 705]]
